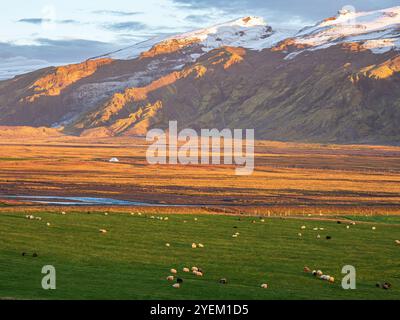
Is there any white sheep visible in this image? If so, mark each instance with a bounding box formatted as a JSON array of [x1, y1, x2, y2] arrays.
[[104, 212, 109, 216], [192, 267, 199, 272], [261, 283, 268, 289], [195, 271, 203, 277], [301, 226, 306, 230], [372, 227, 376, 230], [46, 223, 51, 227], [192, 243, 197, 249], [61, 211, 67, 215], [165, 243, 171, 247], [99, 229, 107, 234], [170, 269, 177, 274], [198, 243, 205, 248], [172, 283, 180, 289], [167, 276, 174, 281], [396, 240, 400, 245], [183, 268, 190, 273]]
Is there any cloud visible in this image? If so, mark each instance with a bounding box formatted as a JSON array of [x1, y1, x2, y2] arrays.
[[185, 15, 213, 24], [173, 0, 400, 22], [104, 21, 148, 32], [18, 18, 80, 25], [92, 10, 143, 16]]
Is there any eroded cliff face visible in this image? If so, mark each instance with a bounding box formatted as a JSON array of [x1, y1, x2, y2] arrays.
[[140, 38, 202, 59], [73, 46, 245, 136], [25, 58, 113, 102]]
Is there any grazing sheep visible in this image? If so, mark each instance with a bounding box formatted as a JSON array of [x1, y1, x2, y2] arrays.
[[260, 219, 265, 223], [261, 284, 268, 289], [313, 228, 318, 231], [150, 216, 155, 219], [312, 270, 317, 276], [195, 272, 203, 277], [138, 213, 142, 216], [167, 276, 174, 281], [372, 227, 376, 231], [61, 212, 66, 215], [304, 267, 311, 273], [192, 243, 197, 249], [346, 226, 350, 229], [298, 233, 302, 237], [329, 277, 335, 283], [192, 267, 199, 272], [395, 240, 400, 245], [232, 234, 238, 238], [317, 234, 321, 239], [301, 226, 306, 230], [183, 268, 190, 273], [46, 223, 51, 227], [36, 217, 42, 221], [319, 228, 325, 231], [194, 218, 198, 221], [198, 243, 205, 248], [170, 269, 178, 274], [164, 217, 169, 221], [317, 270, 323, 277], [104, 212, 108, 216], [99, 229, 107, 234], [165, 243, 171, 247], [172, 283, 180, 289]]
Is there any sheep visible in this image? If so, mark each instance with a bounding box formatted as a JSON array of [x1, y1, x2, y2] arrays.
[[304, 266, 311, 273], [232, 234, 238, 238], [317, 234, 321, 239], [313, 228, 318, 231], [99, 229, 107, 234], [164, 217, 169, 221], [104, 212, 109, 216], [298, 233, 302, 237], [172, 283, 180, 289], [219, 278, 228, 284], [329, 277, 335, 283], [35, 217, 42, 221], [192, 243, 198, 249], [261, 283, 268, 289], [198, 243, 205, 248], [317, 270, 323, 277], [372, 227, 376, 231], [61, 211, 66, 215], [346, 226, 350, 229], [195, 272, 203, 277], [312, 270, 317, 276], [192, 267, 199, 272], [167, 276, 174, 281], [170, 269, 178, 274], [301, 226, 306, 230], [183, 268, 190, 273], [319, 228, 325, 231], [46, 223, 51, 227], [165, 243, 171, 247], [395, 240, 400, 245], [194, 218, 198, 221]]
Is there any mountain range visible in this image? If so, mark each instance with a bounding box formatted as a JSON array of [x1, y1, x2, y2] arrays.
[[1, 7, 400, 144]]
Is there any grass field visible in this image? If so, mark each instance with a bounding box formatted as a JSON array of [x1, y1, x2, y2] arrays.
[[0, 210, 399, 300]]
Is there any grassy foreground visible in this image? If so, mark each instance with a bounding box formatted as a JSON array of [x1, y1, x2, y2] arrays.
[[0, 211, 399, 300]]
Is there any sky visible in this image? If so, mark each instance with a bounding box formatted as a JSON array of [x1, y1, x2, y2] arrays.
[[0, 0, 399, 79]]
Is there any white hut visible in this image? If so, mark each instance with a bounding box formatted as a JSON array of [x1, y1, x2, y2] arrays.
[[109, 157, 120, 163]]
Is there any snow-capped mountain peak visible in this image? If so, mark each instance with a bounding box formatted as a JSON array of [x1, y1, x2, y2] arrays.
[[101, 16, 293, 60], [290, 6, 400, 56]]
